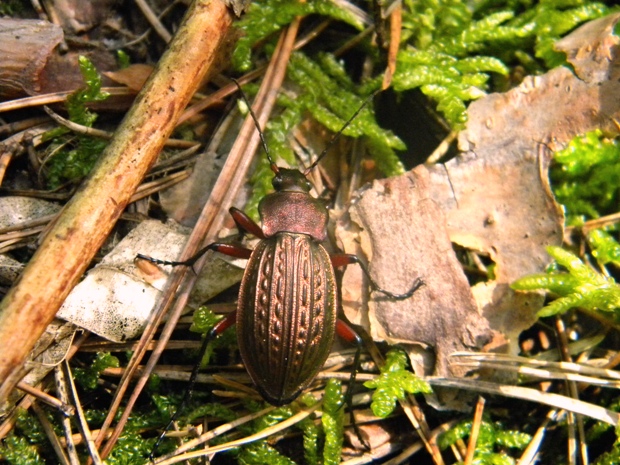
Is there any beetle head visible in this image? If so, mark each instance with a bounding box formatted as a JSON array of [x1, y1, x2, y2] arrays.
[[272, 166, 312, 193]]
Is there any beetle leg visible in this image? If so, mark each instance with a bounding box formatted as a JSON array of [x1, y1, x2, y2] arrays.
[[330, 253, 423, 299], [138, 207, 261, 270], [151, 311, 237, 459], [229, 207, 266, 240], [137, 242, 252, 272], [335, 319, 370, 450], [186, 310, 237, 401], [335, 319, 363, 405]]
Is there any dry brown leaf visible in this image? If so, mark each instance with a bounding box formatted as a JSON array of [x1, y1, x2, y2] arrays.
[[159, 110, 242, 226], [426, 12, 620, 352], [337, 13, 620, 388], [103, 64, 154, 92], [44, 0, 118, 34], [337, 167, 492, 380], [555, 12, 620, 84], [426, 152, 563, 354], [0, 19, 63, 99]]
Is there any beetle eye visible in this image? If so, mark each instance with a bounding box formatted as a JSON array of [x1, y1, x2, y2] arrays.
[[272, 176, 283, 190]]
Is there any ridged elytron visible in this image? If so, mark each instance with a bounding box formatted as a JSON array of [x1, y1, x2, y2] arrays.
[[139, 89, 423, 406]]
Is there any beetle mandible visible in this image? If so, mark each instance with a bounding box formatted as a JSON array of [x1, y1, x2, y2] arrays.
[[138, 87, 423, 406]]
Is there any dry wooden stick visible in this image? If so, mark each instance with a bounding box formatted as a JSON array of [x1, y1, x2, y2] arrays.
[[135, 0, 172, 42], [0, 87, 133, 113], [464, 396, 486, 465], [0, 0, 235, 404]]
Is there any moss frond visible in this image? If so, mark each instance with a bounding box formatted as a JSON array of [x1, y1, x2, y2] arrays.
[[551, 130, 620, 225], [363, 349, 432, 418], [397, 0, 614, 127], [43, 56, 109, 188], [439, 418, 531, 464], [321, 379, 345, 465], [588, 230, 620, 267], [73, 352, 120, 390], [232, 0, 364, 72], [512, 246, 620, 317]]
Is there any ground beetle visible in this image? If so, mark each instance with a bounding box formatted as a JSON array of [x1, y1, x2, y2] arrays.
[[139, 87, 422, 408]]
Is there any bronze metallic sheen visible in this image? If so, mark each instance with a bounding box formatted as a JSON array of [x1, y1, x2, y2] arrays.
[[237, 233, 337, 405]]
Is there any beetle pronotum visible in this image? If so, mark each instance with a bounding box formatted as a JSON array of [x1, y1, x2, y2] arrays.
[[139, 83, 422, 433]]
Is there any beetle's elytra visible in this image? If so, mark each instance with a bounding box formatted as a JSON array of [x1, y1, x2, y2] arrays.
[[138, 89, 423, 408], [239, 232, 336, 405]]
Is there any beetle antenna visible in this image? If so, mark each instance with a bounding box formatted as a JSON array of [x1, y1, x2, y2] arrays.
[[305, 90, 380, 175], [231, 78, 277, 170]]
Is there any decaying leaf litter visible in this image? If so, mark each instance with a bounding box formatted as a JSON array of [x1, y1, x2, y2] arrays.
[[1, 1, 620, 464]]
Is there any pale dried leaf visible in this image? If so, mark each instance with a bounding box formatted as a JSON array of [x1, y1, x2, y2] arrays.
[[57, 220, 243, 342], [426, 154, 563, 352], [1, 320, 75, 416], [0, 196, 61, 226], [555, 12, 620, 83]]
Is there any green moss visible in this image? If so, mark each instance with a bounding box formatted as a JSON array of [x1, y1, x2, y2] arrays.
[[232, 0, 363, 72], [512, 128, 620, 318], [236, 405, 297, 464], [0, 0, 25, 15], [588, 230, 620, 267], [551, 130, 620, 225], [299, 416, 320, 465], [512, 246, 620, 317], [232, 0, 616, 214], [116, 49, 131, 68], [363, 349, 432, 418], [185, 402, 239, 427], [0, 435, 45, 465], [238, 441, 297, 465], [0, 409, 52, 465], [321, 379, 344, 465], [597, 444, 620, 465], [43, 56, 110, 188], [104, 431, 154, 465], [397, 0, 614, 126], [439, 417, 531, 464], [190, 306, 223, 334], [73, 352, 120, 390], [190, 306, 237, 367]]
